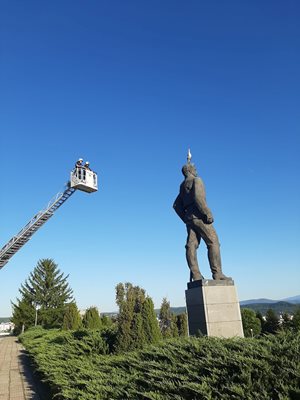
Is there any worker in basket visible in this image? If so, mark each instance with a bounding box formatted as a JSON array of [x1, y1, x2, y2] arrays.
[[74, 158, 83, 179], [83, 161, 92, 180], [84, 161, 91, 170], [75, 158, 83, 168]]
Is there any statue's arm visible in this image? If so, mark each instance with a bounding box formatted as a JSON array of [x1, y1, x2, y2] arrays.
[[193, 178, 214, 224], [173, 194, 186, 223]]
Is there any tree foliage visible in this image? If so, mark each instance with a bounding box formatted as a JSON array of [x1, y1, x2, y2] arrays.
[[159, 297, 178, 338], [241, 308, 262, 337], [115, 282, 161, 352], [101, 315, 114, 328], [256, 311, 265, 331], [263, 309, 280, 334], [142, 297, 162, 343], [292, 308, 300, 332], [11, 259, 73, 331], [281, 312, 293, 331], [63, 303, 82, 330], [176, 313, 188, 337], [11, 299, 35, 335], [82, 307, 102, 329]]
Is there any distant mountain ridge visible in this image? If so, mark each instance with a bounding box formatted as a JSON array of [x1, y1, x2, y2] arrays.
[[240, 295, 300, 306], [281, 295, 300, 304], [240, 301, 300, 316], [240, 298, 278, 305]]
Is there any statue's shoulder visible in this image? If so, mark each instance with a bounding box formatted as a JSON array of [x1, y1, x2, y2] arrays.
[[193, 176, 205, 189], [194, 176, 203, 183]]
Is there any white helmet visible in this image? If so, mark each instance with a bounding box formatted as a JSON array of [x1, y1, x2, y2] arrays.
[[85, 161, 90, 165], [78, 158, 83, 162]]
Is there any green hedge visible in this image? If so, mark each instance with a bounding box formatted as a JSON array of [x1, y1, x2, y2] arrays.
[[20, 327, 300, 400]]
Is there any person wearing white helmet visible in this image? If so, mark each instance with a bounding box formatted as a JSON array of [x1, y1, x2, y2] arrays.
[[84, 161, 91, 171], [75, 158, 83, 168]]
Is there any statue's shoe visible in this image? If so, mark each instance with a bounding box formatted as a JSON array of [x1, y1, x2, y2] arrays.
[[213, 273, 232, 280], [193, 274, 205, 281]]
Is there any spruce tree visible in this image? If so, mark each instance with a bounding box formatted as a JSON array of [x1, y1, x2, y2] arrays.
[[82, 307, 102, 329], [63, 303, 82, 330], [11, 258, 73, 330]]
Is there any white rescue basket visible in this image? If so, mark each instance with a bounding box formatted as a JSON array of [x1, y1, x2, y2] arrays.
[[70, 168, 98, 193]]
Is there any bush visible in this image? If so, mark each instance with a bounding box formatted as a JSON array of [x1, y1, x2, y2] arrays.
[[20, 328, 300, 400]]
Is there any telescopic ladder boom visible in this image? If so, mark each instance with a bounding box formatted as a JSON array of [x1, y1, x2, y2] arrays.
[[0, 165, 98, 270], [0, 186, 75, 269]]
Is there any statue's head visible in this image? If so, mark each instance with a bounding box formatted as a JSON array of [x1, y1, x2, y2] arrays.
[[182, 163, 197, 178]]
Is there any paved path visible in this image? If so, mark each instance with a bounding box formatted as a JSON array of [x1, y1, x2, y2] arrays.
[[0, 336, 41, 400]]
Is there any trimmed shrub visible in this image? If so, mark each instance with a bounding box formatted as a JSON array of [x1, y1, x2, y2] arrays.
[[20, 328, 300, 400]]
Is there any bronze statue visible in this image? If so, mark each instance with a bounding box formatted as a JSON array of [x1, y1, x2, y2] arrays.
[[173, 151, 230, 281]]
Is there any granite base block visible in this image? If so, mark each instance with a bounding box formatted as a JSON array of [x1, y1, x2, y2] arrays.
[[185, 279, 244, 338]]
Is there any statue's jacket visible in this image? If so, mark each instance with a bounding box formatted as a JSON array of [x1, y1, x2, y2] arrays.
[[174, 176, 213, 223]]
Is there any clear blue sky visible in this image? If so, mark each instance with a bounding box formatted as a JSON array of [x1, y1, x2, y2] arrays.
[[1, 1, 299, 316]]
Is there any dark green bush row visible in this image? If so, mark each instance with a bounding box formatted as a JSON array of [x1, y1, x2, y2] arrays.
[[20, 327, 300, 400]]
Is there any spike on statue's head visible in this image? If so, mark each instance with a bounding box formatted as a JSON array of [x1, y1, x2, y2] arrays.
[[181, 148, 197, 177], [187, 148, 192, 164]]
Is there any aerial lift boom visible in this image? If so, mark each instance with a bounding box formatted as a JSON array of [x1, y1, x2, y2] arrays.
[[0, 165, 98, 270]]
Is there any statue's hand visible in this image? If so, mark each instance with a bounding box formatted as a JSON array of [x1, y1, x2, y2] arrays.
[[206, 214, 214, 224]]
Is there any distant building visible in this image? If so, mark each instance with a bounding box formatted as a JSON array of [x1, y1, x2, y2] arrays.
[[0, 322, 14, 334]]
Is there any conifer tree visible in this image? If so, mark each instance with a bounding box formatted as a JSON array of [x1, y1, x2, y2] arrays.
[[176, 313, 188, 337], [115, 283, 144, 351], [263, 309, 280, 334], [115, 282, 160, 352], [142, 297, 161, 344], [63, 303, 82, 330], [11, 299, 35, 334], [82, 307, 102, 329], [11, 259, 73, 331], [101, 314, 113, 328], [159, 298, 178, 338], [131, 312, 145, 347], [159, 297, 171, 338], [292, 308, 300, 332], [256, 311, 265, 331], [281, 312, 292, 331], [171, 314, 179, 337]]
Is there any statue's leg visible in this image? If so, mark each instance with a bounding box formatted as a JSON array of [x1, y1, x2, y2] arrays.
[[191, 219, 229, 280], [185, 226, 204, 281]]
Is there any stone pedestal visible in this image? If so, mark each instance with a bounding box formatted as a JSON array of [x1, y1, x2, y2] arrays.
[[185, 279, 244, 338]]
